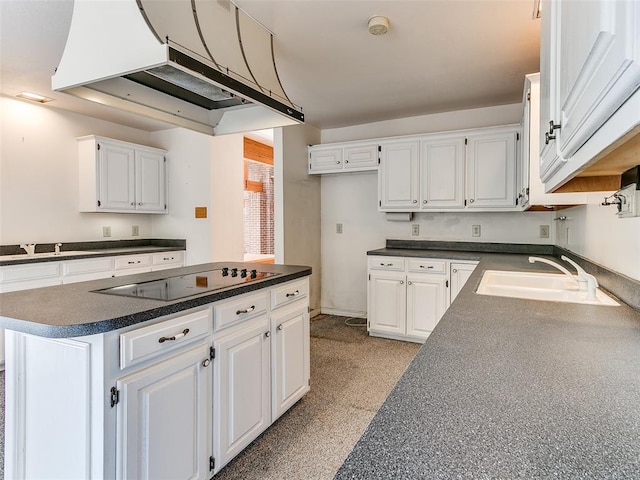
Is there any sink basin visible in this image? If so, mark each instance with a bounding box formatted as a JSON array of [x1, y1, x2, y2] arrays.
[[476, 270, 619, 306], [0, 251, 96, 260]]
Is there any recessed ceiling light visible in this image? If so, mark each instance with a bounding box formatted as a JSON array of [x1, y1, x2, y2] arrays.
[[15, 92, 53, 103], [368, 16, 389, 36]]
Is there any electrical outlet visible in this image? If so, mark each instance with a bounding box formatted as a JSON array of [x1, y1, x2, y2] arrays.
[[336, 223, 343, 234], [412, 224, 420, 236], [132, 225, 139, 236], [102, 226, 111, 238], [472, 225, 481, 237], [539, 224, 550, 238]]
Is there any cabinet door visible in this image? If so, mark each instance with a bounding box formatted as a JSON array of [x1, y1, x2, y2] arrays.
[[556, 0, 640, 160], [406, 275, 447, 341], [420, 137, 465, 209], [213, 316, 270, 473], [466, 130, 517, 209], [271, 304, 310, 420], [378, 141, 419, 210], [99, 140, 136, 211], [343, 144, 379, 170], [450, 263, 477, 303], [368, 272, 406, 337], [309, 147, 343, 173], [116, 343, 210, 480], [135, 149, 167, 213]]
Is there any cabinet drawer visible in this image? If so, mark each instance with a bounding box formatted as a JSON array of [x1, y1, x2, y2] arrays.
[[213, 291, 268, 332], [369, 257, 405, 271], [408, 259, 446, 274], [152, 251, 185, 266], [271, 279, 309, 310], [0, 262, 62, 283], [63, 257, 113, 276], [114, 254, 152, 271], [120, 308, 212, 369]]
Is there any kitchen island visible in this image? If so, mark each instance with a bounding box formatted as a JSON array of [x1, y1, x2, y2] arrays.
[[336, 249, 640, 478], [0, 261, 312, 479]]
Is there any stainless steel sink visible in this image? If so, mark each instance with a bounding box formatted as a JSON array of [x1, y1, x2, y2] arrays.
[[476, 270, 619, 306]]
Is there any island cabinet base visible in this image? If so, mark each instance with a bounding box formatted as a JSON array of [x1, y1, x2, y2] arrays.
[[4, 276, 311, 480]]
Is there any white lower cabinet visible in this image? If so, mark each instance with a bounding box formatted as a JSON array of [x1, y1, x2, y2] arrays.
[[213, 315, 271, 471], [116, 343, 211, 480], [368, 256, 477, 343], [450, 262, 478, 303], [4, 275, 311, 480]]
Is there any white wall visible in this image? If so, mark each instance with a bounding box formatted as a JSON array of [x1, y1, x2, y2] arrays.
[[319, 104, 555, 316], [275, 124, 322, 312], [209, 133, 245, 262], [321, 171, 554, 316], [322, 104, 523, 143], [150, 128, 213, 266], [556, 192, 640, 281], [0, 97, 155, 244]]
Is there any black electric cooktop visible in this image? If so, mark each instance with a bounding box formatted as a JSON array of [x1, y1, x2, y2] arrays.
[[96, 267, 280, 301]]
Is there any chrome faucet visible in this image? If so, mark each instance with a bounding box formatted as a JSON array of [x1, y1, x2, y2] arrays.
[[561, 255, 599, 301], [20, 243, 36, 256], [54, 243, 62, 255]]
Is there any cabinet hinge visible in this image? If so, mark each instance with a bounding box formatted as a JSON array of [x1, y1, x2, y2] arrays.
[[164, 157, 167, 163], [378, 145, 381, 152], [308, 378, 311, 386], [464, 138, 468, 145], [378, 157, 380, 165], [464, 199, 467, 207], [368, 273, 371, 281], [110, 386, 119, 408], [446, 280, 449, 288], [517, 132, 520, 141], [308, 306, 311, 314], [97, 200, 101, 207], [527, 91, 531, 101], [164, 204, 167, 210], [210, 456, 215, 471], [516, 197, 519, 206], [525, 187, 530, 195], [210, 346, 215, 360], [97, 143, 101, 151], [379, 200, 381, 207], [309, 163, 312, 170]]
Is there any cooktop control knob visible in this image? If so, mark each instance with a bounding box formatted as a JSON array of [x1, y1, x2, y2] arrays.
[[221, 267, 229, 276], [250, 269, 257, 279], [231, 268, 238, 277]]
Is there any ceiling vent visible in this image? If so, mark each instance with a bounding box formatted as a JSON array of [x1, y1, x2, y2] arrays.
[[52, 0, 304, 135]]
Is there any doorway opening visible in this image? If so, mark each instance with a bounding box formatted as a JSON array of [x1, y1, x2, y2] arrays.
[[243, 134, 275, 264]]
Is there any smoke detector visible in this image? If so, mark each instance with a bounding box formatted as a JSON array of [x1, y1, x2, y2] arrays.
[[368, 16, 389, 36]]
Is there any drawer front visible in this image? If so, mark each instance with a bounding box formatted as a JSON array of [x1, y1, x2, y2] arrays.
[[271, 279, 309, 310], [64, 257, 113, 276], [152, 251, 185, 266], [114, 254, 152, 271], [214, 291, 269, 332], [368, 257, 405, 271], [408, 259, 446, 274], [120, 308, 212, 369], [0, 262, 62, 283]]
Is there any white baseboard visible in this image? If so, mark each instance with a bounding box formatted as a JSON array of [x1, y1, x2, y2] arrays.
[[318, 308, 367, 319]]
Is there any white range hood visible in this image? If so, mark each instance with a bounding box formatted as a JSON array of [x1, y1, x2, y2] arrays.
[[52, 0, 304, 135]]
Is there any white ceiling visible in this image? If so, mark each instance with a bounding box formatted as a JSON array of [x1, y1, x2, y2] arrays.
[[0, 0, 540, 132]]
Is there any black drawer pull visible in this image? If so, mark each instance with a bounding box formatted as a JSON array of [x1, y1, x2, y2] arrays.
[[236, 305, 256, 315], [286, 290, 300, 298], [159, 328, 189, 343]]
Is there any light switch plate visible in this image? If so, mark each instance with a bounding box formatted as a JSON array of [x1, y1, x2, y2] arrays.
[[412, 224, 420, 236], [472, 225, 481, 237], [336, 223, 343, 234], [102, 226, 111, 237], [540, 225, 550, 238], [132, 225, 139, 236]]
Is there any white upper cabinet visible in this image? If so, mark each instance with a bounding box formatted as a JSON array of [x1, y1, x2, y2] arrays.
[[539, 0, 640, 190], [308, 142, 379, 174], [466, 129, 517, 209], [78, 135, 168, 214], [377, 126, 519, 212], [378, 140, 420, 210], [420, 136, 465, 209]]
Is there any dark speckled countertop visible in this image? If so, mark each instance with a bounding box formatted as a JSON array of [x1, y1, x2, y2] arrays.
[[0, 262, 311, 338], [336, 248, 640, 479]]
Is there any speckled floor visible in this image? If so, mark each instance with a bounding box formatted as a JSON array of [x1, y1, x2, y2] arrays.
[[0, 315, 419, 480], [213, 315, 420, 480]]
